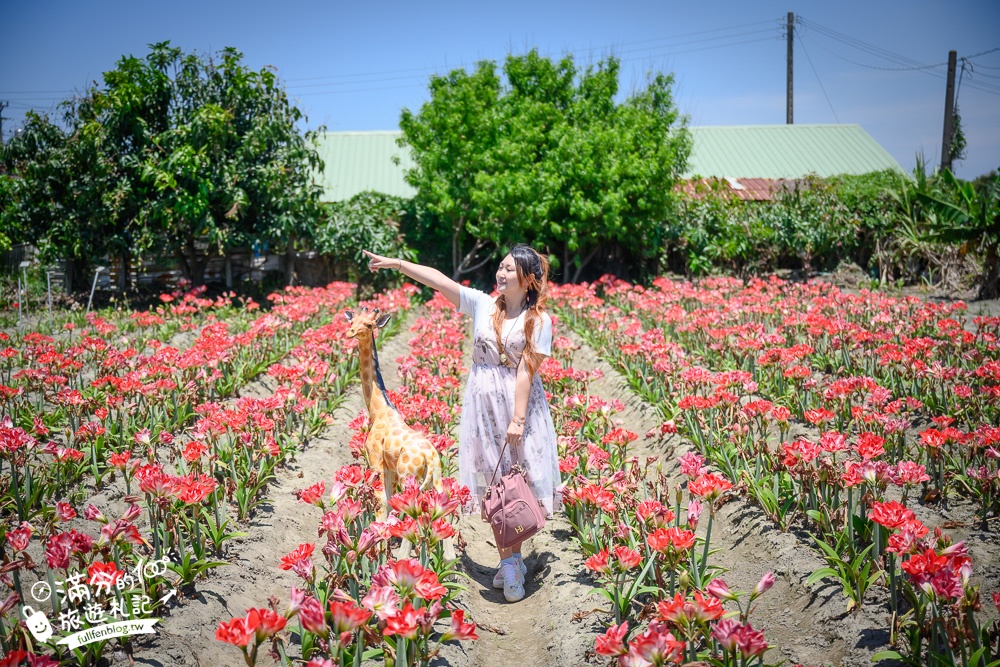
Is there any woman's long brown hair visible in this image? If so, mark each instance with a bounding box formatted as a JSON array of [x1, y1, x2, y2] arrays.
[[492, 244, 550, 377]]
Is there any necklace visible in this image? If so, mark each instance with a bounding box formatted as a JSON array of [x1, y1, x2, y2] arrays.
[[497, 304, 526, 368]]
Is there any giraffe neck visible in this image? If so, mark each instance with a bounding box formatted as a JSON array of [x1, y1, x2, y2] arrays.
[[358, 331, 396, 418]]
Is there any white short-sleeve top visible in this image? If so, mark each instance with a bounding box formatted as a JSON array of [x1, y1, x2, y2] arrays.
[[459, 285, 552, 367]]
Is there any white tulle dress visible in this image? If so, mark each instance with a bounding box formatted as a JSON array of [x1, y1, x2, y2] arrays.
[[457, 286, 561, 517]]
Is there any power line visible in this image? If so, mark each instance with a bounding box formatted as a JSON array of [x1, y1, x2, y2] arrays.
[[284, 30, 781, 94], [796, 17, 1000, 96], [797, 17, 943, 70], [797, 32, 840, 122], [282, 19, 782, 84], [287, 35, 780, 98]]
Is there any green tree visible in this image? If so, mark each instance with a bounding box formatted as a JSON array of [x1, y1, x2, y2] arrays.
[[313, 191, 417, 297], [1, 42, 323, 287], [1, 111, 118, 288], [399, 49, 690, 282]]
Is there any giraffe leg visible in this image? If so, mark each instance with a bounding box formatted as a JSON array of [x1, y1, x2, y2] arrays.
[[379, 467, 397, 522]]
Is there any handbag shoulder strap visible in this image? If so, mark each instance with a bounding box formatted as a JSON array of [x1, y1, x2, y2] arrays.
[[488, 441, 508, 487]]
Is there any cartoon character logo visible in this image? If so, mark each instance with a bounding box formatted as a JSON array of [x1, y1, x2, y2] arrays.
[[22, 606, 54, 642]]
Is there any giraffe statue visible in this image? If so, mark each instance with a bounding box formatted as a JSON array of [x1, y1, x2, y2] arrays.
[[343, 307, 446, 517]]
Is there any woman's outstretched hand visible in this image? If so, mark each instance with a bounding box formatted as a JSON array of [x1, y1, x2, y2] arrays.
[[363, 250, 397, 272]]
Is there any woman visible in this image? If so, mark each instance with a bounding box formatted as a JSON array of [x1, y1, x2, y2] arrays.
[[363, 245, 560, 603]]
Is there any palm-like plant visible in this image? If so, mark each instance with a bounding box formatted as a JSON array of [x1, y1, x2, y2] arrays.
[[917, 168, 1000, 299]]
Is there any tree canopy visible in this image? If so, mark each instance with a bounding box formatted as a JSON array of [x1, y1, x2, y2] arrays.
[[1, 42, 323, 286], [399, 49, 691, 281]]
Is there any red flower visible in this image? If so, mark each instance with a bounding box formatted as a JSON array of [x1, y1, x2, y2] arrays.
[[647, 527, 696, 554], [870, 500, 915, 529], [602, 428, 638, 448], [897, 461, 930, 484], [383, 601, 421, 639], [279, 543, 315, 571], [626, 620, 685, 665], [595, 621, 628, 656], [297, 480, 326, 507], [613, 546, 642, 571], [584, 549, 611, 575], [658, 590, 724, 627], [108, 451, 131, 469], [441, 609, 479, 642], [687, 473, 733, 502], [414, 571, 447, 601], [328, 599, 371, 636], [247, 608, 287, 641], [182, 441, 207, 462], [215, 616, 255, 647], [87, 561, 123, 590], [854, 432, 886, 460], [919, 428, 946, 449], [803, 408, 834, 426]]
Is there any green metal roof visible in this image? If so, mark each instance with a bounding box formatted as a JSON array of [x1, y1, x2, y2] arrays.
[[314, 131, 415, 202], [315, 124, 902, 201], [682, 124, 903, 179]]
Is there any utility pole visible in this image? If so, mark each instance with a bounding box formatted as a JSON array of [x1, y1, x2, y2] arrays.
[[940, 50, 957, 173], [786, 12, 794, 124], [0, 101, 8, 144]]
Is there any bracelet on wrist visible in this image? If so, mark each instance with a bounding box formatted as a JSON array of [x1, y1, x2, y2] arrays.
[[512, 417, 525, 426], [398, 259, 403, 271]]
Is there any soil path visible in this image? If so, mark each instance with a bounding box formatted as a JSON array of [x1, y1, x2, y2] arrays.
[[138, 308, 418, 667]]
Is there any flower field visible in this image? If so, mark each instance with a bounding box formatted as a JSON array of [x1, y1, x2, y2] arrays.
[[549, 275, 1000, 666], [1, 275, 999, 667]]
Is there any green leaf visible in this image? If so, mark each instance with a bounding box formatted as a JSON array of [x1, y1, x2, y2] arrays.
[[806, 567, 841, 585], [871, 650, 905, 662]]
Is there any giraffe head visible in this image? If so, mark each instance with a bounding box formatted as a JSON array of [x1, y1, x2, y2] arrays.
[[344, 307, 392, 342]]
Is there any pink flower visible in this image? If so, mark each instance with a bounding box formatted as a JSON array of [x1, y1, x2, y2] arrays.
[[677, 451, 707, 478], [687, 498, 702, 530], [897, 461, 930, 485], [55, 502, 76, 522], [734, 622, 769, 658], [299, 595, 327, 636], [752, 572, 776, 596], [707, 578, 736, 601]]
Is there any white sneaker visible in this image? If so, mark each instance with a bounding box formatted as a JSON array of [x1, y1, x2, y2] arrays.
[[492, 557, 527, 589], [500, 561, 525, 602]]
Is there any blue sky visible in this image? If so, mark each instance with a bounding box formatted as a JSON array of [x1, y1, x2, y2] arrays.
[[2, 0, 998, 179]]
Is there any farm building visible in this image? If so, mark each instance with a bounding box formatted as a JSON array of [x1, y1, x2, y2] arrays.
[[314, 123, 904, 203]]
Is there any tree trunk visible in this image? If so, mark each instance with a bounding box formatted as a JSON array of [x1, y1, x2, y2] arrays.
[[451, 221, 463, 278], [183, 236, 209, 286], [118, 250, 130, 291], [451, 238, 488, 280], [285, 236, 296, 287], [977, 243, 1000, 300], [571, 245, 601, 283], [63, 260, 75, 293]]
